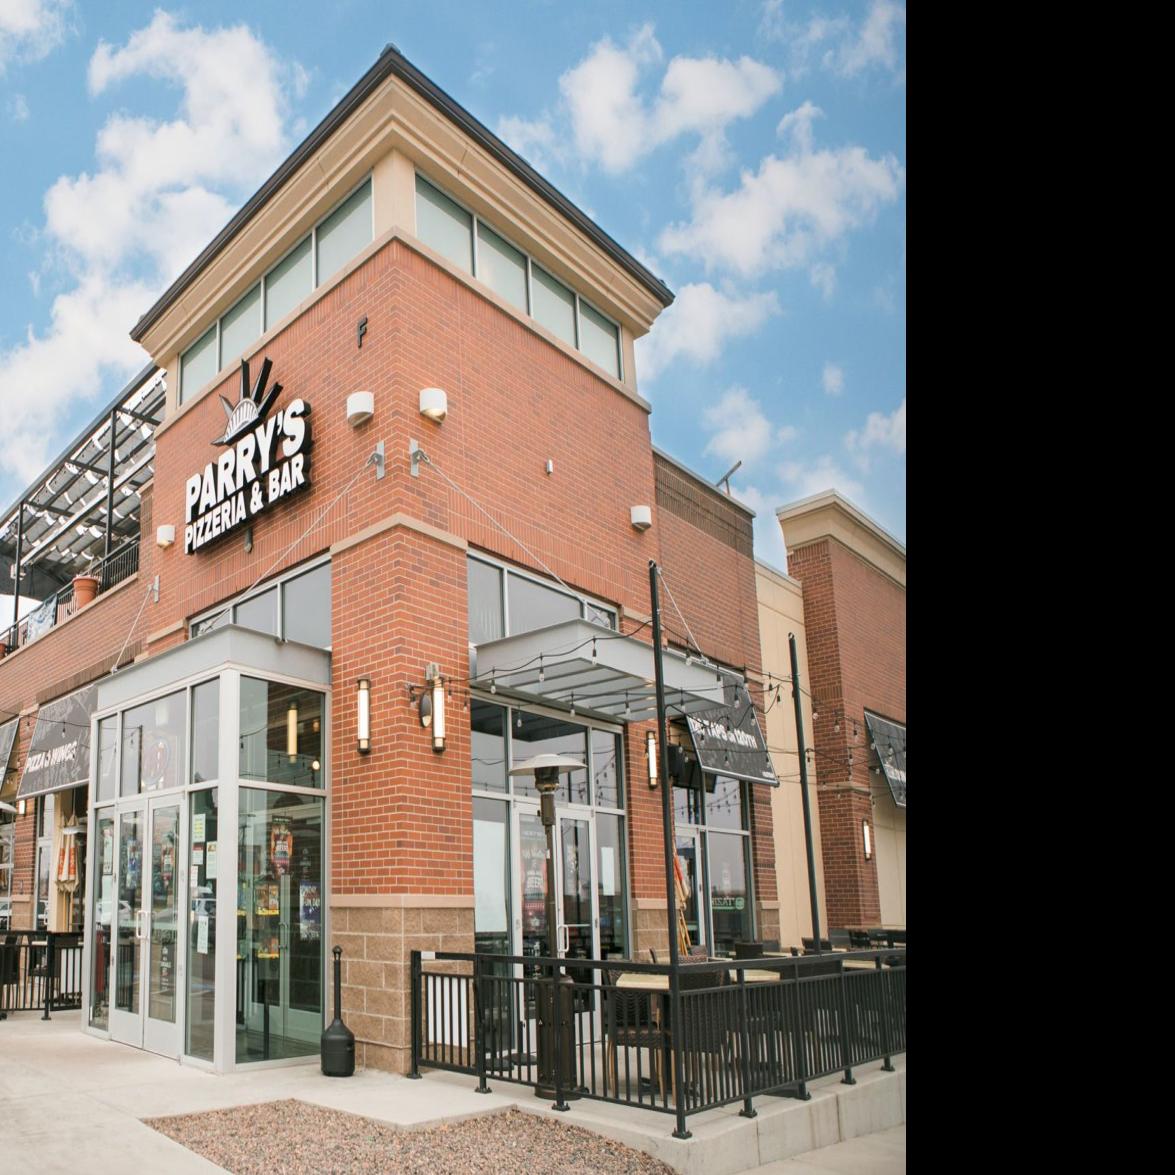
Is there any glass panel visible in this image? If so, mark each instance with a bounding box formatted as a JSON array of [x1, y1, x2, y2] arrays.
[[560, 818, 593, 963], [180, 324, 218, 404], [471, 700, 507, 794], [477, 221, 527, 310], [468, 557, 503, 645], [148, 804, 180, 1024], [506, 572, 579, 636], [595, 813, 627, 958], [283, 564, 331, 648], [115, 809, 143, 1012], [97, 715, 118, 801], [89, 811, 115, 1029], [35, 841, 49, 929], [0, 818, 12, 929], [187, 788, 217, 1060], [519, 810, 549, 966], [191, 680, 219, 784], [192, 609, 230, 638], [579, 300, 620, 378], [531, 265, 576, 346], [234, 587, 277, 636], [472, 797, 510, 954], [511, 712, 587, 803], [415, 175, 472, 272], [708, 831, 751, 956], [673, 782, 703, 827], [219, 283, 261, 367], [265, 236, 312, 329], [592, 730, 622, 809], [236, 789, 323, 1062], [239, 678, 324, 789], [706, 775, 744, 831], [676, 834, 702, 949], [585, 601, 616, 629], [316, 178, 372, 283], [120, 691, 187, 795]]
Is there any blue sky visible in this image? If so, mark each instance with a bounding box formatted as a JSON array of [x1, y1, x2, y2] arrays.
[[0, 1, 905, 570]]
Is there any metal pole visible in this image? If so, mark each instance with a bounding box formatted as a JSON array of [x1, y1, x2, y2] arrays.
[[408, 950, 422, 1078], [12, 500, 24, 631], [789, 634, 823, 954], [649, 560, 691, 1140], [104, 408, 117, 564]]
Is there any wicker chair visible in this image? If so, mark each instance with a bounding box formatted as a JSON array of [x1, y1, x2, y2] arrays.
[[667, 960, 731, 1104], [734, 941, 764, 960], [601, 968, 669, 1099]]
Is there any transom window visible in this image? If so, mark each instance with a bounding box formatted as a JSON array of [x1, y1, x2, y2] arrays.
[[190, 560, 331, 649]]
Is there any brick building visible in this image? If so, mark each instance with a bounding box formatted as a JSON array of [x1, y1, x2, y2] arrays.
[[0, 46, 779, 1072], [775, 491, 906, 931]]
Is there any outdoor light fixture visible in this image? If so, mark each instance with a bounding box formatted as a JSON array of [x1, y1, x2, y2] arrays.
[[863, 820, 872, 860], [431, 671, 446, 753], [646, 730, 658, 788], [287, 703, 298, 763], [419, 386, 448, 422], [631, 505, 652, 532], [18, 799, 26, 816], [356, 677, 371, 754], [346, 391, 374, 427], [156, 524, 175, 548]]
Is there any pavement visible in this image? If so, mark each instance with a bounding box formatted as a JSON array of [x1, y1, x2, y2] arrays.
[[0, 1011, 905, 1174]]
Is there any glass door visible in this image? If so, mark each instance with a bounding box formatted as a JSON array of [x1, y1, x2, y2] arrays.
[[675, 831, 704, 952], [557, 814, 597, 964], [109, 803, 144, 1046]]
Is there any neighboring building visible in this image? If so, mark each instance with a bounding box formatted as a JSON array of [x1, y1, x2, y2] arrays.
[[755, 561, 825, 948], [0, 46, 778, 1072], [776, 491, 906, 931]]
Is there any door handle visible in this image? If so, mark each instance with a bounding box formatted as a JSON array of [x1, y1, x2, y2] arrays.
[[558, 924, 570, 954], [135, 909, 147, 941]]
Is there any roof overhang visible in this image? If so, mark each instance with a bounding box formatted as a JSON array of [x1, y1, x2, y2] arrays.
[[472, 619, 730, 723]]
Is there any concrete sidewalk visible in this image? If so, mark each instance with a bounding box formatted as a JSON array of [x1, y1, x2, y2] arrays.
[[1, 1011, 904, 1174]]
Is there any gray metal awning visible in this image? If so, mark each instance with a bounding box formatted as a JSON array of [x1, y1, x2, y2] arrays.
[[471, 618, 732, 722], [16, 683, 98, 801], [865, 711, 906, 808]]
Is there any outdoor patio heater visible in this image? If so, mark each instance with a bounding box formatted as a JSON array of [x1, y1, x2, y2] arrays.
[[508, 752, 584, 1102]]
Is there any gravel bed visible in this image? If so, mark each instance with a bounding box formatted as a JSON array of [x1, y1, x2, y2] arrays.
[[147, 1099, 675, 1175]]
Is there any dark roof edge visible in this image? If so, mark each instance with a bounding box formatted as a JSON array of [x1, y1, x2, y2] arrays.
[[1, 361, 161, 527], [652, 446, 757, 519], [130, 44, 674, 344]]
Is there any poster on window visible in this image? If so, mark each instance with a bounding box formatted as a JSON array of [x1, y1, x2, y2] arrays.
[[299, 882, 320, 941], [270, 819, 291, 876]]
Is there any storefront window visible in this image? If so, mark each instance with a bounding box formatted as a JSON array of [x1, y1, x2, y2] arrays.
[[120, 691, 187, 795], [468, 558, 503, 645], [187, 788, 217, 1060], [471, 701, 507, 793], [507, 574, 580, 636], [191, 680, 219, 785], [708, 831, 752, 955], [89, 810, 114, 1028], [511, 712, 587, 803], [473, 797, 510, 954], [97, 716, 118, 801], [596, 813, 627, 957], [239, 679, 324, 789], [592, 730, 622, 809], [235, 587, 277, 637], [283, 564, 331, 648]]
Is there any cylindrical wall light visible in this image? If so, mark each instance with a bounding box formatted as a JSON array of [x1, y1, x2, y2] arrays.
[[431, 674, 446, 753], [287, 703, 298, 763], [863, 820, 872, 860], [357, 677, 371, 754], [646, 730, 658, 788]]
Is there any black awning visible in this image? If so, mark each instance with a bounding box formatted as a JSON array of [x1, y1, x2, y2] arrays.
[[0, 717, 19, 803], [16, 683, 98, 800], [865, 712, 906, 808], [685, 677, 778, 787]]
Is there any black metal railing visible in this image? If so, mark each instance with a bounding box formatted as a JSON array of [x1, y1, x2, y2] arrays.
[[0, 930, 84, 1019], [1, 538, 140, 655], [410, 949, 906, 1134]]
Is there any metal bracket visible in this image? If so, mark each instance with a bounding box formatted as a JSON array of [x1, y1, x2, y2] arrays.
[[409, 438, 422, 478], [373, 440, 386, 480], [151, 574, 159, 604]]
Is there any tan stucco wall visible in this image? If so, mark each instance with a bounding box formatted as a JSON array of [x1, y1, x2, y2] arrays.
[[756, 562, 825, 948], [872, 782, 906, 928]]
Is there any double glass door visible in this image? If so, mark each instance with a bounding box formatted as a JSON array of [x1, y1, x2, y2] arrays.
[[109, 797, 184, 1056]]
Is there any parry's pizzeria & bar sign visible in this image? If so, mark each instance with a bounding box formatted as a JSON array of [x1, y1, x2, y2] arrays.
[[185, 357, 311, 554]]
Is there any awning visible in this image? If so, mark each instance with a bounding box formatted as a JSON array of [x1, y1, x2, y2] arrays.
[[865, 711, 906, 808], [16, 683, 98, 800], [0, 717, 19, 803], [686, 678, 778, 787], [471, 618, 731, 723]]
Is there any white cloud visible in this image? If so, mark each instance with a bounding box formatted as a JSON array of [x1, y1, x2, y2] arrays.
[[635, 282, 779, 383], [845, 398, 905, 468], [496, 114, 562, 171], [779, 455, 866, 504], [8, 92, 30, 121], [809, 261, 836, 300], [658, 111, 904, 278], [777, 99, 822, 153], [830, 1, 906, 79], [822, 361, 844, 396], [703, 386, 774, 465], [0, 0, 73, 74], [0, 12, 296, 486], [759, 1, 905, 82], [500, 24, 780, 177]]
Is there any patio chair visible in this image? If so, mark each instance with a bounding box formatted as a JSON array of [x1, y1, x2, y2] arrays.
[[761, 939, 780, 952], [733, 941, 764, 959], [829, 929, 853, 950], [601, 968, 668, 1099], [667, 961, 732, 1104], [688, 944, 709, 958], [849, 928, 872, 949], [1, 934, 20, 1013], [868, 928, 891, 948], [801, 937, 832, 953]]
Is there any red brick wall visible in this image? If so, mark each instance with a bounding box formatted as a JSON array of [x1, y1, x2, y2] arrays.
[[787, 537, 905, 928]]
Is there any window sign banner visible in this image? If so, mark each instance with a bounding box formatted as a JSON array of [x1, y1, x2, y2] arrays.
[[686, 676, 777, 787], [16, 683, 98, 799], [184, 357, 312, 554], [0, 717, 18, 794], [864, 712, 906, 808], [24, 597, 56, 643]]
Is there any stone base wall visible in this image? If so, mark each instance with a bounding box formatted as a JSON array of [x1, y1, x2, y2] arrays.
[[757, 900, 782, 949], [330, 896, 474, 1073], [634, 897, 669, 961]]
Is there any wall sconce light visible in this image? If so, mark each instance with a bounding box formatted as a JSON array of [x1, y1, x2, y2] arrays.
[[419, 386, 448, 422], [631, 505, 652, 532], [422, 663, 446, 752], [287, 702, 299, 763], [346, 391, 374, 427], [356, 677, 371, 754], [18, 799, 27, 817], [863, 820, 872, 860], [646, 730, 658, 788], [156, 524, 175, 548]]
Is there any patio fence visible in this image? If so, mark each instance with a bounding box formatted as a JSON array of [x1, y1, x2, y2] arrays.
[[410, 949, 905, 1137], [0, 930, 84, 1019]]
